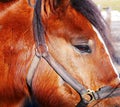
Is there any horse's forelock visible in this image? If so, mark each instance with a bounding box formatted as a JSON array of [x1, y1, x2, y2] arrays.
[[70, 0, 107, 37]]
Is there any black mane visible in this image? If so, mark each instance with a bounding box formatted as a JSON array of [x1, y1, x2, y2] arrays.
[[70, 0, 108, 38]]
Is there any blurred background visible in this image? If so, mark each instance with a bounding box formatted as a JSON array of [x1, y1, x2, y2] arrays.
[[93, 0, 120, 22], [93, 0, 120, 75], [93, 0, 120, 11]]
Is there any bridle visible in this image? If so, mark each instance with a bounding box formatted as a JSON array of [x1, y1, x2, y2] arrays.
[[27, 0, 120, 107]]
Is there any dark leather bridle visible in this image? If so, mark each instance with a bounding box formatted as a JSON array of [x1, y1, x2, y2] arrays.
[[27, 0, 120, 106]]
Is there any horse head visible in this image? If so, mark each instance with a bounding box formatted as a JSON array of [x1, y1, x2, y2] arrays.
[[0, 0, 120, 107], [29, 0, 120, 107]]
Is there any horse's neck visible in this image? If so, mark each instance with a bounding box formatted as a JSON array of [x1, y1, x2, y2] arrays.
[[0, 0, 35, 85], [0, 0, 34, 46]]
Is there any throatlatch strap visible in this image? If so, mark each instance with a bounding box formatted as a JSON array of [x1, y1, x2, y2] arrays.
[[27, 55, 40, 87]]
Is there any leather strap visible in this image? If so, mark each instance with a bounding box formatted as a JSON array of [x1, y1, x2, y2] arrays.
[[27, 55, 40, 87], [95, 85, 120, 100]]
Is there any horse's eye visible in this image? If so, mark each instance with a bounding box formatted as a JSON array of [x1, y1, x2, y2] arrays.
[[74, 45, 91, 53]]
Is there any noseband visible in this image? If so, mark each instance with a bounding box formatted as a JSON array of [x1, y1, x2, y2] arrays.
[[27, 0, 120, 106]]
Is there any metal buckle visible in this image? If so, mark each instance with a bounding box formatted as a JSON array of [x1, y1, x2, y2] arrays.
[[35, 44, 48, 58], [82, 89, 96, 103], [28, 0, 36, 8]]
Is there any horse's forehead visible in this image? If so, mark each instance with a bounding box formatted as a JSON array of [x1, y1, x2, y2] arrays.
[[42, 6, 96, 41], [41, 0, 110, 52], [42, 2, 111, 58]]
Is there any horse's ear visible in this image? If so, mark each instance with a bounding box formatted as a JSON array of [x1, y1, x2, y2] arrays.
[[54, 0, 70, 10], [41, 0, 70, 18]]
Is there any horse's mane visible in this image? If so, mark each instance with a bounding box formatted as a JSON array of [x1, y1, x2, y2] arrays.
[[70, 0, 108, 39], [0, 0, 10, 2]]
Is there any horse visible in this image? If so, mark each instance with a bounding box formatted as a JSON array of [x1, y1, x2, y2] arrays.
[[0, 0, 120, 107]]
